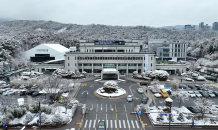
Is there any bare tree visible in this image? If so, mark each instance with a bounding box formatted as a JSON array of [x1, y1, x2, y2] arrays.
[[36, 76, 71, 101], [27, 60, 35, 72], [170, 91, 189, 108], [194, 98, 214, 118]]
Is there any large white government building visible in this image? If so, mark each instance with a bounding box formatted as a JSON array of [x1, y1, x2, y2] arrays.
[[31, 40, 156, 75], [28, 40, 187, 75]]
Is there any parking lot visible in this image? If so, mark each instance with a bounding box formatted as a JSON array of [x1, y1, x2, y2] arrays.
[[154, 83, 218, 107]]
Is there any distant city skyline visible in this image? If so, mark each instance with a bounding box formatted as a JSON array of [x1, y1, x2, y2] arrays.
[[0, 0, 218, 27]]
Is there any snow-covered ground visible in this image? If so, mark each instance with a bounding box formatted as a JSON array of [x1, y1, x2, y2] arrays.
[[149, 106, 218, 126]]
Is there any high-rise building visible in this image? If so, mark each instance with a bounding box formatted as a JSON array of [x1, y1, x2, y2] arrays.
[[212, 22, 218, 31], [199, 22, 204, 29], [205, 24, 210, 30]]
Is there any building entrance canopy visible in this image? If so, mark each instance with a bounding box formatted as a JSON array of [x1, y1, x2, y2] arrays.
[[101, 68, 119, 80]]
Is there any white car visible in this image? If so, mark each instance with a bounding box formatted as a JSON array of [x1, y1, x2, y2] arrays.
[[2, 91, 9, 96], [181, 73, 187, 76], [207, 91, 216, 98], [194, 91, 202, 98], [127, 95, 133, 102], [154, 93, 162, 98], [188, 91, 196, 97], [137, 88, 144, 94], [185, 78, 194, 82]]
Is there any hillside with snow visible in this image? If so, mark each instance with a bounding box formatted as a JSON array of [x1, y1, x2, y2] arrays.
[[0, 20, 218, 71]]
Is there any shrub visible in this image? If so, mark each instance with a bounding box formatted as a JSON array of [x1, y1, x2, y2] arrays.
[[41, 106, 52, 114]]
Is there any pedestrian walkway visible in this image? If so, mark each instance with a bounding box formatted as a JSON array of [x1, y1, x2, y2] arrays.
[[83, 119, 140, 129]]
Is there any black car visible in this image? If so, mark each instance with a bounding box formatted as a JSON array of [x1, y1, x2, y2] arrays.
[[20, 91, 26, 96], [206, 77, 217, 82], [32, 91, 41, 97], [199, 91, 209, 97], [179, 84, 190, 89], [195, 84, 203, 90], [140, 82, 149, 86], [213, 91, 218, 97], [25, 90, 35, 95], [187, 106, 201, 113], [0, 90, 3, 95], [141, 97, 149, 104], [167, 90, 171, 95], [98, 121, 106, 130], [187, 85, 197, 89]]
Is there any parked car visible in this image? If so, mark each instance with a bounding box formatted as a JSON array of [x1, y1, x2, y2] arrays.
[[141, 97, 149, 104], [137, 88, 144, 94], [127, 95, 133, 102], [97, 121, 106, 130], [207, 91, 216, 98], [195, 84, 203, 90], [186, 106, 201, 113], [32, 91, 41, 97], [25, 90, 35, 95], [194, 91, 202, 98], [179, 84, 190, 89], [184, 78, 194, 81], [187, 85, 197, 90], [188, 91, 196, 98], [140, 82, 149, 86], [206, 77, 217, 82], [212, 91, 218, 97], [199, 91, 209, 97], [20, 91, 26, 96], [2, 91, 9, 96]]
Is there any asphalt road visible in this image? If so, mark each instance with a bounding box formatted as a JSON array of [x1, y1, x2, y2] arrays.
[[75, 80, 146, 130]]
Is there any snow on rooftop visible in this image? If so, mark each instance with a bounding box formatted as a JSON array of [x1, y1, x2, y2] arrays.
[[43, 44, 69, 53], [44, 58, 65, 63]]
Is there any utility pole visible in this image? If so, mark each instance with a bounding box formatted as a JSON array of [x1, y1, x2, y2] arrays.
[[39, 102, 41, 130]]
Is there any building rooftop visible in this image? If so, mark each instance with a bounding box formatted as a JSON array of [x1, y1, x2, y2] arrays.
[[43, 44, 69, 53]]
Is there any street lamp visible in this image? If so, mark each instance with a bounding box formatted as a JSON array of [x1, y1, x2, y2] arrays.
[[165, 97, 173, 130]]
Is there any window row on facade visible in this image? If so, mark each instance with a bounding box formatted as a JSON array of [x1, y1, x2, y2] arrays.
[[78, 63, 142, 66]]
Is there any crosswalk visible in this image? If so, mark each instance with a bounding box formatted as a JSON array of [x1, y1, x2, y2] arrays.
[[84, 119, 140, 129]]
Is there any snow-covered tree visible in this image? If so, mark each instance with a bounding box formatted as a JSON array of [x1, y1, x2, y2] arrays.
[[52, 113, 62, 125], [36, 76, 71, 101], [103, 80, 119, 89], [194, 98, 215, 118], [170, 91, 189, 108], [171, 78, 179, 90]]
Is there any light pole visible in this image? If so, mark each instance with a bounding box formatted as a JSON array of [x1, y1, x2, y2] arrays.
[[39, 102, 41, 130], [165, 97, 173, 130]]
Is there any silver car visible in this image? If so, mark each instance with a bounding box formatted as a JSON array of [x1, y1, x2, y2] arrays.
[[194, 91, 202, 98], [127, 95, 133, 102], [137, 88, 144, 94]]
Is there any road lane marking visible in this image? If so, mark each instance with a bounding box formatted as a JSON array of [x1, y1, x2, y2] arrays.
[[119, 120, 122, 128], [89, 120, 92, 128], [116, 114, 118, 120], [124, 105, 126, 112], [84, 120, 88, 128], [131, 120, 135, 129], [127, 120, 130, 128], [115, 104, 117, 112], [93, 120, 96, 128], [107, 120, 108, 128], [115, 120, 117, 128], [106, 104, 107, 112], [123, 120, 126, 128], [135, 120, 139, 129], [96, 104, 98, 112], [111, 120, 113, 128], [74, 87, 80, 97]]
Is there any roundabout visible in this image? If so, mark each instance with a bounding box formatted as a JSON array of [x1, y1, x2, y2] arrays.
[[93, 80, 128, 99]]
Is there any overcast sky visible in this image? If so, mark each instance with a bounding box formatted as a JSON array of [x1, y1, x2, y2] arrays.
[[0, 0, 217, 27]]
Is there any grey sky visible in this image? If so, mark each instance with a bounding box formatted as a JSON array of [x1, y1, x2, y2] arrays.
[[0, 0, 217, 27]]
